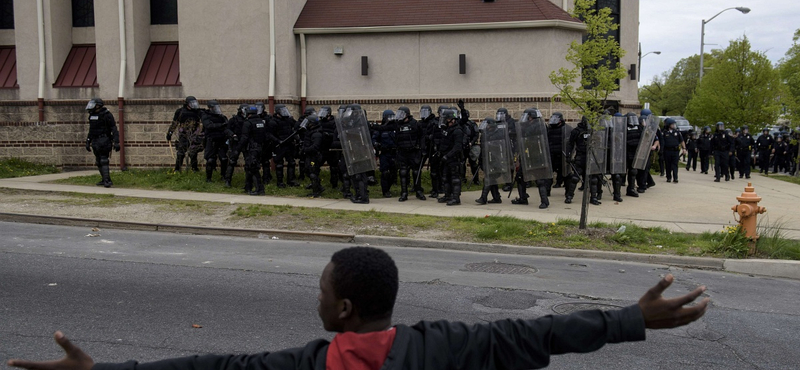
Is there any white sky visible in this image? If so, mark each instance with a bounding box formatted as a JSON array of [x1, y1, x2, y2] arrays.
[[637, 0, 799, 86]]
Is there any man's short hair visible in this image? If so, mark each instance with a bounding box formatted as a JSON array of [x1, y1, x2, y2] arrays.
[[330, 247, 398, 320]]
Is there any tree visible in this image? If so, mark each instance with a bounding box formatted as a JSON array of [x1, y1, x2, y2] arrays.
[[549, 0, 627, 229], [685, 37, 783, 129], [779, 28, 800, 122], [639, 52, 722, 117]]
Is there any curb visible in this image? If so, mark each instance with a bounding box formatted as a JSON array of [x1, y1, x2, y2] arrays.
[[353, 235, 725, 270], [1, 212, 797, 280], [0, 213, 355, 244]]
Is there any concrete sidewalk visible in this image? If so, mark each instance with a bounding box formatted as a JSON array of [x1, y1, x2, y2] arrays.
[[1, 167, 798, 238]]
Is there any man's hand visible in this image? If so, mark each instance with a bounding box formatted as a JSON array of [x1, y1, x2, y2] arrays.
[[166, 132, 173, 141], [85, 140, 91, 152], [7, 331, 94, 370], [457, 99, 465, 110], [639, 274, 709, 329], [113, 143, 120, 152]]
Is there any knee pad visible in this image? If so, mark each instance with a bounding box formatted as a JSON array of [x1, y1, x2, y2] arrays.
[[99, 157, 110, 167], [207, 158, 216, 168]]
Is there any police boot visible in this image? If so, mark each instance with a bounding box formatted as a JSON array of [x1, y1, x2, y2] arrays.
[[447, 180, 461, 206], [613, 177, 623, 202], [224, 162, 235, 187], [263, 167, 272, 185], [287, 166, 300, 187], [352, 178, 370, 204], [596, 178, 604, 200], [275, 164, 286, 188], [537, 184, 549, 209], [307, 174, 322, 198], [219, 160, 228, 181], [626, 171, 639, 197], [206, 166, 214, 183], [99, 159, 112, 188], [243, 170, 254, 194], [250, 174, 264, 196], [489, 187, 502, 204], [190, 156, 199, 172], [564, 177, 577, 204], [438, 182, 451, 203], [399, 174, 409, 202], [590, 178, 601, 205], [502, 183, 512, 192], [95, 162, 105, 186], [475, 187, 490, 205], [174, 154, 185, 172], [511, 180, 528, 205], [341, 177, 353, 199]]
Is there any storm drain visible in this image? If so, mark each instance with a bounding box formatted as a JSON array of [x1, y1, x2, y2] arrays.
[[463, 262, 538, 275], [551, 302, 623, 315]]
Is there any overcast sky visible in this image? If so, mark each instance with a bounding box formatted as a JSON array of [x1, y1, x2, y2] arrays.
[[638, 0, 799, 86]]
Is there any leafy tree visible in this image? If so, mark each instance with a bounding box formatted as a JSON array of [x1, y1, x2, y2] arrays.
[[779, 28, 800, 122], [549, 0, 627, 229], [685, 36, 783, 129], [640, 52, 721, 117]]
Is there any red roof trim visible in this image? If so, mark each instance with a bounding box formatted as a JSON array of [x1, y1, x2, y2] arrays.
[[294, 0, 579, 30], [135, 43, 182, 87], [0, 46, 18, 89], [54, 45, 99, 88]]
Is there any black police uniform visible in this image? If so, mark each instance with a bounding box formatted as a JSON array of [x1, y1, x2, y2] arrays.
[[711, 128, 735, 181], [735, 131, 755, 178], [697, 130, 712, 174], [200, 109, 229, 182], [224, 106, 247, 186], [685, 135, 698, 172], [168, 106, 204, 172], [424, 114, 445, 198], [661, 127, 684, 182], [438, 119, 465, 206], [302, 120, 325, 197], [86, 106, 119, 188], [548, 121, 566, 188], [373, 112, 397, 198], [319, 111, 340, 189], [625, 118, 642, 196], [755, 133, 775, 175], [271, 113, 299, 187], [239, 114, 277, 195], [566, 119, 601, 205], [392, 115, 426, 201]]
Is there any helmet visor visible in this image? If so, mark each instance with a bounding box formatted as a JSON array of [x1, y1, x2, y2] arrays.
[[85, 101, 97, 111], [210, 105, 222, 115], [278, 107, 291, 117], [394, 110, 407, 122], [420, 108, 431, 119], [496, 111, 506, 122], [318, 107, 331, 117], [187, 99, 200, 110]]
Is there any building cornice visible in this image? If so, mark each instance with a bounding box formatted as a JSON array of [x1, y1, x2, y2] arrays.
[[294, 20, 585, 35]]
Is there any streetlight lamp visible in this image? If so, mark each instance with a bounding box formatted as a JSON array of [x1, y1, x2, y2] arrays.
[[699, 7, 750, 82], [638, 50, 661, 81]]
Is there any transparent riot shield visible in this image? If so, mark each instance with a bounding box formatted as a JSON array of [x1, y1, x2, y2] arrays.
[[633, 115, 659, 170], [587, 118, 609, 175], [562, 125, 573, 177], [336, 107, 377, 176], [481, 122, 513, 186], [608, 116, 627, 174], [516, 116, 553, 181]]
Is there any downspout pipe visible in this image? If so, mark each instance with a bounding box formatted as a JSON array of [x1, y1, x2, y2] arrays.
[[117, 0, 128, 170], [300, 33, 306, 113], [268, 0, 276, 112], [37, 0, 45, 121]]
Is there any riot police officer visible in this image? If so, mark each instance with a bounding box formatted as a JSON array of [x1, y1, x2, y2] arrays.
[[711, 122, 734, 182], [297, 107, 316, 182], [548, 112, 567, 188], [391, 107, 427, 201], [475, 118, 506, 205], [685, 131, 698, 172], [84, 98, 119, 188], [167, 96, 204, 172], [301, 114, 324, 198], [271, 104, 299, 188], [661, 118, 685, 183], [238, 105, 276, 195], [224, 104, 248, 187], [624, 113, 641, 197], [697, 126, 712, 174], [373, 110, 398, 198], [200, 100, 228, 183], [496, 108, 516, 192], [565, 116, 601, 205], [316, 106, 340, 189], [426, 106, 449, 198], [438, 109, 465, 206], [735, 126, 755, 179], [756, 127, 775, 175]]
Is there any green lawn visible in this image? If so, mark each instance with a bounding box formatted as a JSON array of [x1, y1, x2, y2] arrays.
[[0, 158, 60, 179]]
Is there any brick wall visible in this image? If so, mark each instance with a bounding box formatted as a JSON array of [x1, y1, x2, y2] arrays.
[[0, 98, 641, 169]]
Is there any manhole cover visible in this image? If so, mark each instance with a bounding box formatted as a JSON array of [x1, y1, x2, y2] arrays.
[[552, 302, 623, 315], [463, 262, 537, 275]]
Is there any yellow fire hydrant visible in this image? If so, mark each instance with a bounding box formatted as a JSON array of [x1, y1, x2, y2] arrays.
[[731, 182, 767, 255]]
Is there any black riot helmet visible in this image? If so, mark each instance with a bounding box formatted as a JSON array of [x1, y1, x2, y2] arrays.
[[624, 112, 638, 128], [550, 112, 566, 127], [496, 108, 509, 122], [640, 108, 652, 117], [704, 126, 711, 134], [395, 106, 411, 122], [478, 117, 496, 131], [237, 104, 248, 117], [520, 108, 542, 123], [300, 114, 320, 130], [275, 104, 291, 118], [442, 109, 457, 121], [254, 102, 266, 116], [303, 106, 316, 116], [664, 117, 676, 130], [437, 105, 449, 115], [420, 105, 432, 120], [381, 109, 395, 124], [185, 96, 200, 110], [85, 97, 104, 111], [578, 116, 589, 129], [207, 100, 222, 115], [246, 105, 259, 117], [338, 105, 347, 117], [319, 106, 332, 118], [715, 121, 725, 132], [741, 126, 749, 134]]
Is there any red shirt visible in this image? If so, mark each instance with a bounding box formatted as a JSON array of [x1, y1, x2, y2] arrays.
[[326, 328, 396, 370]]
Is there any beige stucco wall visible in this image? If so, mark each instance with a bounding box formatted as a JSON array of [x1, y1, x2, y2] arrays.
[[613, 0, 639, 105], [44, 0, 73, 96], [273, 0, 306, 101], [9, 0, 35, 100], [0, 29, 14, 45], [304, 27, 581, 100], [177, 0, 272, 100]]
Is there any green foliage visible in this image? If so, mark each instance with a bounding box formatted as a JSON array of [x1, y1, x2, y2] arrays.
[[756, 218, 800, 260], [639, 53, 722, 117], [685, 37, 784, 129], [703, 225, 752, 258], [0, 158, 60, 179], [779, 28, 800, 121], [549, 0, 628, 127]]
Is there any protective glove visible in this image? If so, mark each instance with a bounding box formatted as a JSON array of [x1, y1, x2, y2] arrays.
[[457, 99, 465, 110], [85, 139, 92, 152], [166, 132, 173, 141], [114, 143, 120, 152]]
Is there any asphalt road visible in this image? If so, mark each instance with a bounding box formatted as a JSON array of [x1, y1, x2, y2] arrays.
[[1, 222, 798, 369]]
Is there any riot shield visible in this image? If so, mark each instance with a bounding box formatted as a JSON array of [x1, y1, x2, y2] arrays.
[[336, 107, 377, 176], [587, 118, 609, 175], [481, 122, 513, 186], [632, 115, 659, 170], [562, 125, 573, 177], [516, 116, 553, 181], [608, 116, 627, 174]]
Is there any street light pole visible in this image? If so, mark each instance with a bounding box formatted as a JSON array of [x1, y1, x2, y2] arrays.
[[699, 6, 750, 82], [638, 50, 661, 81]]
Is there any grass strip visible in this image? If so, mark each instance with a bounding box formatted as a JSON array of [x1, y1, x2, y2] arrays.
[[0, 158, 60, 179]]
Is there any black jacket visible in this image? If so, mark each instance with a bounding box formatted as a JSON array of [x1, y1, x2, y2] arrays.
[[94, 305, 645, 370], [87, 108, 119, 144]]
